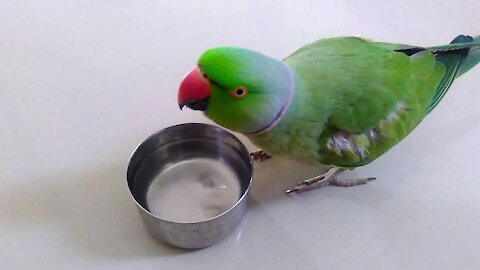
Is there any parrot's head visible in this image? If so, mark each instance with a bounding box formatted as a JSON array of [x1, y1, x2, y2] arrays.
[[178, 47, 293, 134]]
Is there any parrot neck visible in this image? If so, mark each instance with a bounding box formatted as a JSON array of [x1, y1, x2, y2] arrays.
[[245, 65, 295, 135]]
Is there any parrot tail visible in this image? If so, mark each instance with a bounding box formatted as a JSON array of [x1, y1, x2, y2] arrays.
[[425, 35, 480, 113], [457, 35, 480, 77]]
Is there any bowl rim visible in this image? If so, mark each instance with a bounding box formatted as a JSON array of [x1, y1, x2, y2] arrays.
[[126, 122, 254, 225]]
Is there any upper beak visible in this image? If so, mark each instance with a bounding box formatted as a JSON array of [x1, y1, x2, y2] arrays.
[[178, 66, 211, 111]]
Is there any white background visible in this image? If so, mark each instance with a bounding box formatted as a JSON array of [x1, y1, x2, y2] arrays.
[[1, 1, 480, 269]]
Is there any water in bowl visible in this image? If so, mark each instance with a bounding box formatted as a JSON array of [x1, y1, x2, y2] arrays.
[[146, 157, 242, 223]]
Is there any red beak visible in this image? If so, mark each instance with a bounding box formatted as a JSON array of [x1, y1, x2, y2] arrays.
[[178, 66, 211, 111]]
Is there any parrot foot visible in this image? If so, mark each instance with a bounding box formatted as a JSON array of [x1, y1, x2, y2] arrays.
[[250, 149, 272, 162], [285, 167, 375, 194]]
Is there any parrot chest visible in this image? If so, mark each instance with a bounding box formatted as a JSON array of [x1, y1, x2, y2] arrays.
[[246, 93, 327, 163], [247, 129, 322, 163]]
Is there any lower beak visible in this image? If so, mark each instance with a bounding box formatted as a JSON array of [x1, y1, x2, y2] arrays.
[[182, 96, 209, 111]]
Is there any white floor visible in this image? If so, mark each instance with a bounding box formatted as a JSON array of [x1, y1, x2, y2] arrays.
[[1, 1, 480, 269]]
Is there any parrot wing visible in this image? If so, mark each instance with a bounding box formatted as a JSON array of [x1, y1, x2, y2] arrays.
[[284, 37, 441, 133], [373, 35, 479, 113], [283, 36, 477, 167]]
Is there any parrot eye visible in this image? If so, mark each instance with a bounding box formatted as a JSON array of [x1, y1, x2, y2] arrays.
[[230, 86, 248, 99]]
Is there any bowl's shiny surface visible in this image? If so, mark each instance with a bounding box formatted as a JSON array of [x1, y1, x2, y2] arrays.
[[127, 123, 253, 249]]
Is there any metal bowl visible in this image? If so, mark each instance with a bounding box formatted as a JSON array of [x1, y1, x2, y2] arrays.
[[127, 123, 253, 249]]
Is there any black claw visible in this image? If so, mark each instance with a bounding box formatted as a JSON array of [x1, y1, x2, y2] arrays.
[[285, 187, 299, 194], [260, 154, 271, 161]]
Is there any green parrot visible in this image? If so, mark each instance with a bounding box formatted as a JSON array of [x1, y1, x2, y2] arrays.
[[177, 35, 480, 193]]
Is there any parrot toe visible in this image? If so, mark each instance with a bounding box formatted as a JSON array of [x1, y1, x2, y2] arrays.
[[250, 149, 272, 162], [285, 167, 375, 194]]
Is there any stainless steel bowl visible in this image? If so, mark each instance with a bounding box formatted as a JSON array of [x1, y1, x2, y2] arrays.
[[127, 123, 253, 249]]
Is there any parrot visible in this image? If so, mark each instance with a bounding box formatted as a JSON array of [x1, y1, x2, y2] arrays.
[[177, 34, 480, 194]]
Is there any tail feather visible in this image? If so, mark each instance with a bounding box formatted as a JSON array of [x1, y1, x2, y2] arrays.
[[420, 35, 480, 77], [458, 35, 480, 76], [426, 35, 477, 113]]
